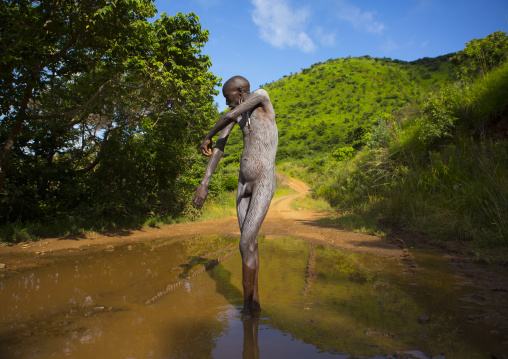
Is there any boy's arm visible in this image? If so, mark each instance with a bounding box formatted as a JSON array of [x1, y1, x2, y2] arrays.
[[192, 121, 235, 209], [199, 89, 271, 154]]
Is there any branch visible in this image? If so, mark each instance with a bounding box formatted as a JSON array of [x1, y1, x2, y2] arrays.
[[75, 127, 112, 175], [28, 79, 113, 120], [111, 80, 146, 90], [33, 38, 77, 75], [28, 80, 148, 122], [73, 116, 144, 175]]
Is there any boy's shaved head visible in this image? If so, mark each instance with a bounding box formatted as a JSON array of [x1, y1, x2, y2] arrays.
[[223, 76, 250, 94]]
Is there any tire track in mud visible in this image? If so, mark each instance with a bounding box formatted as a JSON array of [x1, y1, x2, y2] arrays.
[[302, 242, 317, 296]]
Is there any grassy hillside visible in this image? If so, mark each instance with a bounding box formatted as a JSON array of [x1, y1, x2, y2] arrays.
[[277, 31, 508, 261], [221, 54, 456, 165], [312, 60, 508, 259], [209, 54, 456, 194], [203, 54, 457, 199]]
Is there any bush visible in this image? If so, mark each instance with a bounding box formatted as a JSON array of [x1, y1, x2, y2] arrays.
[[332, 147, 356, 161], [417, 86, 459, 147], [223, 175, 238, 192]]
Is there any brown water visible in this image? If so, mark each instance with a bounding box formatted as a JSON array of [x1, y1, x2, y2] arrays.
[[0, 235, 506, 358]]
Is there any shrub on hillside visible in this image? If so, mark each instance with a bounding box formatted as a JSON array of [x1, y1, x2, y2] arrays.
[[332, 147, 356, 161]]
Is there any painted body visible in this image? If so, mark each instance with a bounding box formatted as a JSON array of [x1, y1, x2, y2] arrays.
[[193, 76, 277, 315]]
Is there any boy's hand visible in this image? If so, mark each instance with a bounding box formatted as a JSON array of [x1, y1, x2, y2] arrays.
[[192, 185, 208, 209], [201, 138, 213, 156]]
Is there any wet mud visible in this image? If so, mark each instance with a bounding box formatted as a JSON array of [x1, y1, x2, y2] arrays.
[[1, 235, 507, 358]]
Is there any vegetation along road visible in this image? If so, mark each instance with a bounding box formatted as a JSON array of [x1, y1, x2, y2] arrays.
[[0, 177, 400, 264]]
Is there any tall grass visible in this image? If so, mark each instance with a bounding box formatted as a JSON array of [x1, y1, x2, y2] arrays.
[[192, 190, 237, 222], [316, 62, 508, 252]]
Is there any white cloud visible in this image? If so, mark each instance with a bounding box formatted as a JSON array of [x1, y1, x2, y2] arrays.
[[251, 0, 316, 53], [336, 1, 385, 34]]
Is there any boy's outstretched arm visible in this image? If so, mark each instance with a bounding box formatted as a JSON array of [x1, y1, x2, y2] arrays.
[[199, 90, 270, 153], [192, 121, 235, 209]]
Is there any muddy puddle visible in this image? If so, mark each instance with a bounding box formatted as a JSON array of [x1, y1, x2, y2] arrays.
[[1, 235, 507, 358]]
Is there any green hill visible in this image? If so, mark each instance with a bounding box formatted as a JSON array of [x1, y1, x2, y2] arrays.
[[196, 53, 457, 210], [221, 54, 456, 164], [291, 31, 508, 259]]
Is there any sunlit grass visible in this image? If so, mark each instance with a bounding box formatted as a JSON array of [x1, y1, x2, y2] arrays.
[[317, 211, 386, 237], [290, 195, 331, 211], [194, 190, 237, 222], [307, 62, 508, 263]]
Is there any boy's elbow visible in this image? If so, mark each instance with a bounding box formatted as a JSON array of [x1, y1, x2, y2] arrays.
[[255, 89, 269, 101]]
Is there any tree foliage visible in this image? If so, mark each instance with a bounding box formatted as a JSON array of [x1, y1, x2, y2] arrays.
[[451, 31, 508, 80], [0, 1, 220, 224]]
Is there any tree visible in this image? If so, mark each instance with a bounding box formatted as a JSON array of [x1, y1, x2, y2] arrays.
[[451, 31, 508, 80], [0, 1, 220, 222]]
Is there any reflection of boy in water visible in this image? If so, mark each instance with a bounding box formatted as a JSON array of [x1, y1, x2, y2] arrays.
[[193, 76, 278, 316]]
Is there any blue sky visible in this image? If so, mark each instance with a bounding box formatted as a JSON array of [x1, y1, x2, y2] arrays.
[[155, 0, 507, 111]]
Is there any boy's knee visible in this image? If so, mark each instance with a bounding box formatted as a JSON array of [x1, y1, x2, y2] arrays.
[[239, 237, 257, 256]]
